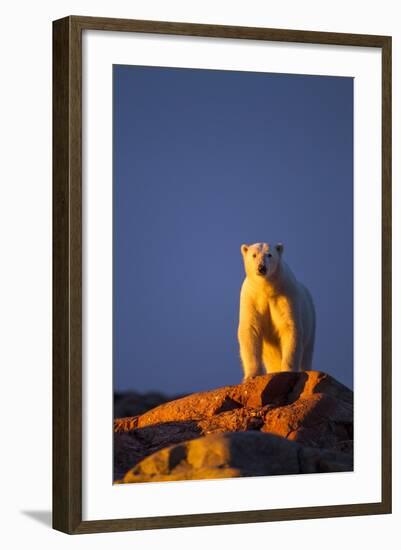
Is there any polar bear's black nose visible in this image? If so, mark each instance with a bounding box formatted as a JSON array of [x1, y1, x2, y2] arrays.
[[258, 264, 267, 275]]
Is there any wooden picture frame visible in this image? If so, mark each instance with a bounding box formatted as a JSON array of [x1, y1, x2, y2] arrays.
[[53, 15, 392, 534]]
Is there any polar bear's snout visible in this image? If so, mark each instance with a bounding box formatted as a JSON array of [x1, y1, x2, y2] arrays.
[[257, 263, 267, 275]]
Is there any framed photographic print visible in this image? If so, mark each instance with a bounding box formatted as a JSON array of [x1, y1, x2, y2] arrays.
[[53, 16, 392, 534]]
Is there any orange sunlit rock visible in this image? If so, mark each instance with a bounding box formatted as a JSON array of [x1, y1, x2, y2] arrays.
[[114, 371, 353, 483]]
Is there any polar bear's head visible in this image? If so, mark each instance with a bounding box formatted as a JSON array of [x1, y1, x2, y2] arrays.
[[241, 242, 284, 280]]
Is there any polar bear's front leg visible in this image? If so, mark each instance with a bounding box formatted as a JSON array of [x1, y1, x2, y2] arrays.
[[280, 325, 303, 372], [238, 326, 263, 379]]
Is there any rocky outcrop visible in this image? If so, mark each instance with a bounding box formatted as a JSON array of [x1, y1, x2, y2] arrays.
[[114, 371, 353, 482], [120, 432, 353, 483]]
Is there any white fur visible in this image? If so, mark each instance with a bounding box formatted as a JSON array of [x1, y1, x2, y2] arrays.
[[238, 242, 316, 378]]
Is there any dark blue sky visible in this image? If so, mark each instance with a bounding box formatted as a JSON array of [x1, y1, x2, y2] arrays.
[[113, 65, 353, 394]]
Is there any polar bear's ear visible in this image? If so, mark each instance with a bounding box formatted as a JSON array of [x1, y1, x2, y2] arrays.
[[275, 243, 284, 256], [241, 244, 249, 256]]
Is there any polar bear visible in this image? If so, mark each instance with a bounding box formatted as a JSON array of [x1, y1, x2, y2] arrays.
[[238, 242, 315, 378]]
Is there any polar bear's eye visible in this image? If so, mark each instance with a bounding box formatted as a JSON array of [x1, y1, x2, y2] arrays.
[[267, 253, 272, 258], [252, 253, 257, 258]]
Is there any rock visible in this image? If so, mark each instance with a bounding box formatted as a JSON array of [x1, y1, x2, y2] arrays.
[[114, 421, 201, 481], [114, 371, 353, 482], [261, 392, 352, 449], [120, 432, 353, 483], [114, 390, 183, 418]]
